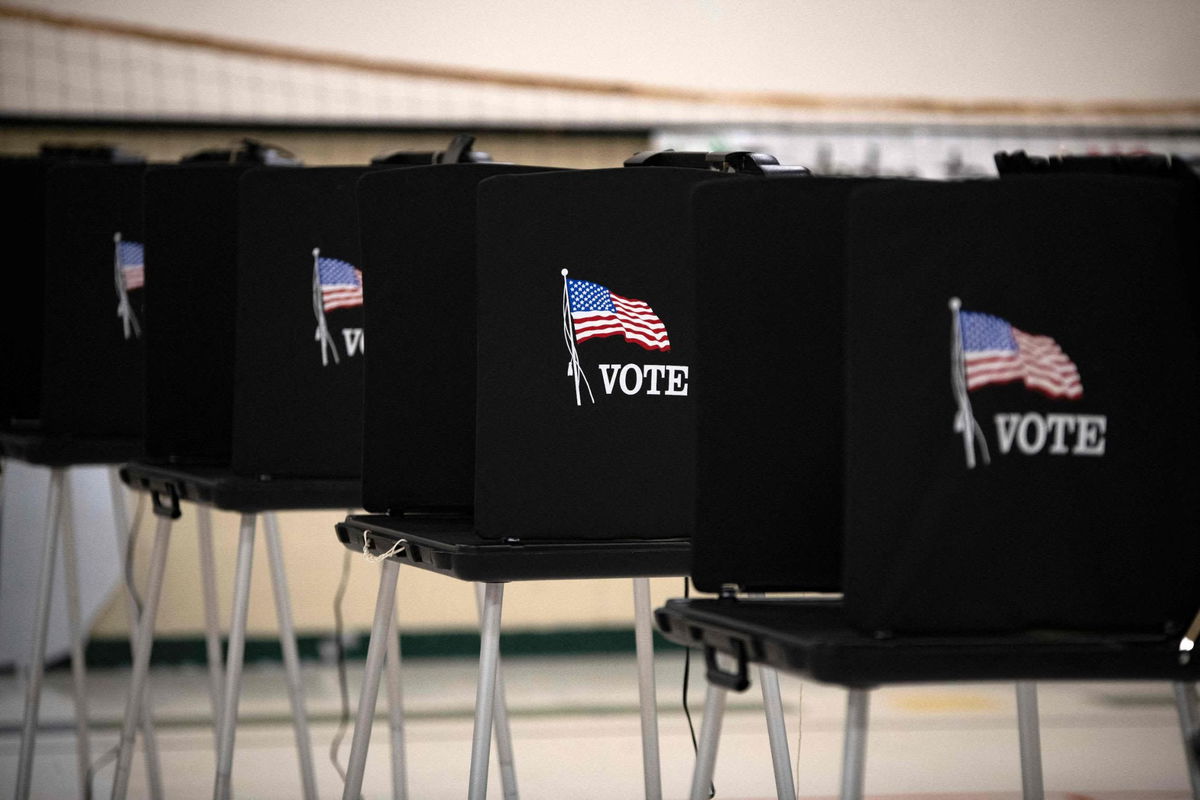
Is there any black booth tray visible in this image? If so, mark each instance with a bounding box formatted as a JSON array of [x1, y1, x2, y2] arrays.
[[0, 429, 142, 467], [336, 514, 691, 583], [655, 598, 1200, 689], [120, 461, 360, 513]]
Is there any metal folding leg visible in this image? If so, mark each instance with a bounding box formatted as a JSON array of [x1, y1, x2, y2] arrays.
[[1173, 682, 1200, 799], [214, 512, 258, 800], [632, 578, 663, 800], [758, 665, 797, 800], [197, 505, 225, 745], [263, 512, 319, 800], [468, 583, 505, 800], [689, 682, 728, 800], [59, 477, 92, 800], [1016, 681, 1045, 800], [748, 592, 796, 800], [384, 603, 408, 800], [840, 689, 869, 800], [474, 583, 518, 800], [343, 559, 402, 800], [14, 468, 65, 800], [111, 515, 173, 800], [108, 469, 164, 799]]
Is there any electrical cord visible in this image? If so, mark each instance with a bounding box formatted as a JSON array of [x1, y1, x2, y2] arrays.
[[680, 578, 716, 798]]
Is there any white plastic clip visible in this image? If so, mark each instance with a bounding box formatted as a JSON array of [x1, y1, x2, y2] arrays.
[[362, 532, 406, 564]]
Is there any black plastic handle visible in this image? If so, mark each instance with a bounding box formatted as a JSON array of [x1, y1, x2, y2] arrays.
[[624, 149, 809, 176], [181, 137, 301, 166], [704, 641, 750, 692], [372, 134, 493, 165], [151, 485, 182, 520]]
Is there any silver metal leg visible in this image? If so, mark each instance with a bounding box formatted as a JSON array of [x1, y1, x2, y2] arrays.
[[384, 601, 408, 800], [1015, 681, 1045, 800], [1173, 682, 1200, 799], [758, 665, 797, 800], [111, 515, 173, 800], [839, 689, 870, 800], [14, 468, 65, 800], [632, 578, 663, 800], [689, 682, 728, 800], [474, 583, 518, 800], [108, 469, 164, 800], [342, 559, 402, 800], [59, 477, 92, 800], [468, 583, 505, 800], [213, 512, 257, 800], [197, 505, 225, 745], [263, 512, 319, 800]]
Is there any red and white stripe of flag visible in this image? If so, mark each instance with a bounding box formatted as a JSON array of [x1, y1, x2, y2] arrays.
[[321, 269, 364, 312], [122, 265, 144, 291], [572, 292, 670, 351], [965, 327, 1082, 399]]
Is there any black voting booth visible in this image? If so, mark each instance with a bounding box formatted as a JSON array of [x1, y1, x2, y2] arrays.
[[2, 149, 165, 800], [654, 171, 1200, 799], [1, 152, 147, 464], [332, 153, 808, 800], [111, 140, 524, 800]]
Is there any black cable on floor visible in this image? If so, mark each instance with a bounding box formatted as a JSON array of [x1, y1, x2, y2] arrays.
[[680, 577, 715, 798]]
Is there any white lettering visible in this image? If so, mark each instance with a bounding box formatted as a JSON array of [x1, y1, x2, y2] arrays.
[[992, 412, 1107, 457], [619, 363, 643, 395], [598, 364, 621, 395], [643, 365, 666, 395], [341, 328, 365, 357], [1073, 414, 1107, 456], [590, 364, 691, 397], [1016, 414, 1047, 454], [665, 366, 689, 396], [993, 413, 1021, 454], [1045, 414, 1077, 455]]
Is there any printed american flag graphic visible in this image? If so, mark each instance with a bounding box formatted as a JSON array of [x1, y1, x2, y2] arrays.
[[317, 256, 363, 312], [959, 310, 1082, 399], [566, 278, 670, 352], [118, 240, 144, 290]]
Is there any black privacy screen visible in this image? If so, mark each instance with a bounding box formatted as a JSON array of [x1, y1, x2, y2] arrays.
[[232, 166, 376, 479], [40, 163, 147, 438], [143, 164, 257, 463], [357, 163, 558, 513], [844, 176, 1200, 635], [475, 168, 734, 540], [690, 177, 873, 593], [3, 157, 50, 425]]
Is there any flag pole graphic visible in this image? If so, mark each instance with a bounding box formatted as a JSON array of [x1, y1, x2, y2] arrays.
[[561, 269, 594, 406], [313, 247, 339, 366], [949, 297, 989, 468], [113, 232, 140, 340]]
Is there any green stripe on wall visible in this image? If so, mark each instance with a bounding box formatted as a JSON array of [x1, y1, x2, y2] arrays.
[[81, 627, 683, 669]]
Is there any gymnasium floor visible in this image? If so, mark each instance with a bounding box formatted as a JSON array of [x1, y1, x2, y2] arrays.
[[0, 651, 1192, 799]]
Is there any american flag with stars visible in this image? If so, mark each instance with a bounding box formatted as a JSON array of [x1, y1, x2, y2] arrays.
[[566, 278, 670, 352], [118, 240, 144, 290], [317, 256, 363, 312], [959, 309, 1082, 399]]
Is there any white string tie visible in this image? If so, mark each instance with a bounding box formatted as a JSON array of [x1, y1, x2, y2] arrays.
[[362, 534, 406, 563]]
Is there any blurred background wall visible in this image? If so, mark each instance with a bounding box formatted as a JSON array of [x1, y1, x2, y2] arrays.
[[2, 0, 1198, 645]]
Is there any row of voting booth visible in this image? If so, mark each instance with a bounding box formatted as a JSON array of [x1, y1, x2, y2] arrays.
[[2, 139, 1199, 800]]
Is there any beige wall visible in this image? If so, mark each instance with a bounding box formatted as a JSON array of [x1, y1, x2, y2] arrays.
[[15, 0, 1200, 103]]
